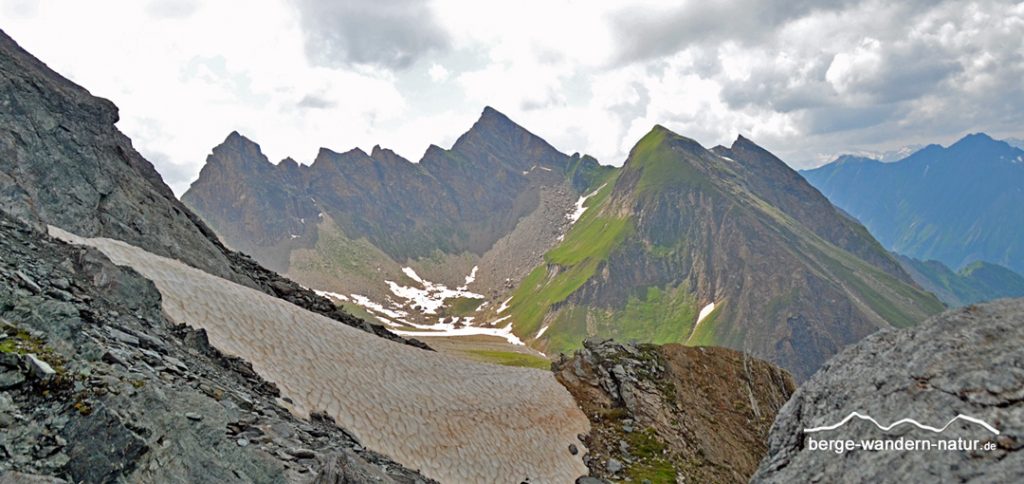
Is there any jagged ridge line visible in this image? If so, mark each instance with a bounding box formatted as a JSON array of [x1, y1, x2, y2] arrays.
[[803, 412, 1000, 435]]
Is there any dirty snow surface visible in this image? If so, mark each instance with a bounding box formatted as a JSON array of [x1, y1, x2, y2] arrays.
[[51, 226, 589, 484]]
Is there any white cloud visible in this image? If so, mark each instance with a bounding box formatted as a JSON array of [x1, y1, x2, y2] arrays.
[[1, 0, 1022, 191], [428, 63, 449, 82]]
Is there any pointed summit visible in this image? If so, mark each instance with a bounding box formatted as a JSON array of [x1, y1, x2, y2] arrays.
[[370, 144, 413, 165], [480, 105, 511, 122], [948, 132, 1012, 154], [455, 105, 534, 148], [616, 125, 719, 198], [731, 134, 761, 151], [430, 106, 568, 174], [631, 125, 707, 158], [206, 131, 273, 172], [219, 130, 259, 150]]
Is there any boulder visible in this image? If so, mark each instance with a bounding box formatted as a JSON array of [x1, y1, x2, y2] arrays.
[[753, 299, 1024, 482]]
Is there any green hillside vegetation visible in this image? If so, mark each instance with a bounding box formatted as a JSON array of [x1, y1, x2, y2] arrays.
[[629, 127, 712, 196], [462, 349, 552, 369], [512, 126, 943, 373], [508, 173, 627, 339], [537, 285, 702, 355]]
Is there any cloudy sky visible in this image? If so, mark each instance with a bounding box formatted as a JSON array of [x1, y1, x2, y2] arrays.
[[3, 0, 1023, 194]]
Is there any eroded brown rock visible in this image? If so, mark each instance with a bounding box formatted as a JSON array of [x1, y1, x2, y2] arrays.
[[555, 339, 795, 483]]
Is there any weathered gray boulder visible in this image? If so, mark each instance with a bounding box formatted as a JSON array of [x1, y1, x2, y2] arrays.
[[753, 299, 1024, 482]]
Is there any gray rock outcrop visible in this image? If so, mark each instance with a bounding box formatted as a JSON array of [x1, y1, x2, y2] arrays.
[[753, 299, 1024, 482]]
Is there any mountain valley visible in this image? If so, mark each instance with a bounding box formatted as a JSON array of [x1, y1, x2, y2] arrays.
[[2, 11, 1022, 483], [185, 112, 944, 381]]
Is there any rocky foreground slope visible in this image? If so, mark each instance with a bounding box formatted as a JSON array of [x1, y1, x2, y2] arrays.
[[555, 340, 794, 483], [0, 212, 430, 482], [753, 298, 1024, 482]]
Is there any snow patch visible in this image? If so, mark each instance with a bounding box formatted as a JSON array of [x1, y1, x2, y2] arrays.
[[402, 267, 426, 285], [314, 290, 349, 302], [489, 315, 512, 326], [567, 184, 606, 224], [349, 294, 410, 320], [535, 325, 550, 338], [497, 296, 513, 314], [458, 265, 478, 289], [393, 322, 524, 346], [696, 302, 716, 325], [387, 268, 484, 315]]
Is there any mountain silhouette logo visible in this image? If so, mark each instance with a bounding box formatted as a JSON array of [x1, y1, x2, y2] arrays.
[[803, 412, 1000, 435]]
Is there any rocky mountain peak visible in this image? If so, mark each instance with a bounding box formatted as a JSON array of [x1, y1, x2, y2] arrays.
[[309, 146, 370, 170], [731, 133, 758, 149], [444, 106, 563, 170], [369, 144, 412, 166], [617, 125, 712, 192], [654, 125, 707, 153], [206, 131, 273, 172], [832, 154, 878, 165], [946, 131, 1021, 159], [277, 157, 300, 170]]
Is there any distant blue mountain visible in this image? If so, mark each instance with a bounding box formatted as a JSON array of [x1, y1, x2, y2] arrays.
[[896, 255, 1024, 307], [801, 133, 1024, 276]]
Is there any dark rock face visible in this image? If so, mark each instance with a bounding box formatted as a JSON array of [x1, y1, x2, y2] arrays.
[[182, 107, 612, 265], [0, 212, 432, 483], [753, 299, 1024, 482], [712, 136, 910, 284], [0, 28, 422, 349], [0, 29, 237, 282], [554, 339, 795, 483]]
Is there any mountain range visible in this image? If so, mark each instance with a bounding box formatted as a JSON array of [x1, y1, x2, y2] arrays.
[[0, 28, 800, 482], [801, 134, 1024, 277], [3, 25, 1023, 483], [184, 110, 943, 380], [896, 255, 1024, 307]]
